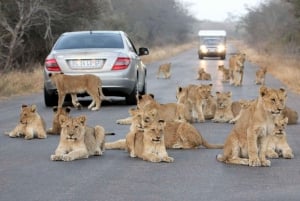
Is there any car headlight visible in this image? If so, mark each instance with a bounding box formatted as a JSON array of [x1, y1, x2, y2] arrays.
[[217, 44, 225, 53], [200, 45, 208, 54]]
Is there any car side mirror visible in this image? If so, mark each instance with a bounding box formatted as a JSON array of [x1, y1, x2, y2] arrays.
[[138, 47, 149, 56]]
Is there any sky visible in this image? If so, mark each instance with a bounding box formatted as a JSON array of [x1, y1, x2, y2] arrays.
[[177, 0, 264, 21]]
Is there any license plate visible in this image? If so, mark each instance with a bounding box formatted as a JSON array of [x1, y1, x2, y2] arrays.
[[68, 59, 104, 69]]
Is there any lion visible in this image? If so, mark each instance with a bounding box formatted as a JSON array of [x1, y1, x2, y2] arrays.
[[116, 94, 155, 125], [51, 115, 105, 161], [282, 106, 298, 125], [157, 63, 171, 79], [106, 118, 174, 163], [229, 99, 254, 124], [197, 67, 212, 80], [47, 106, 71, 134], [7, 104, 47, 140], [212, 91, 234, 123], [49, 73, 108, 111], [176, 84, 213, 123], [106, 107, 222, 157], [266, 116, 294, 159], [218, 65, 230, 82], [229, 53, 246, 86], [255, 67, 267, 85], [216, 86, 287, 166]]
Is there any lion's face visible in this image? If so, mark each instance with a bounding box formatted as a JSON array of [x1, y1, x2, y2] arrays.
[[273, 116, 288, 136], [137, 94, 155, 109], [260, 86, 287, 116], [19, 104, 37, 124], [59, 115, 86, 141], [215, 91, 232, 109], [198, 84, 213, 99], [144, 120, 165, 144]]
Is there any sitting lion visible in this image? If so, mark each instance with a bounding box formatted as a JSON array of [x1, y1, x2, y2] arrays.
[[7, 104, 47, 140], [157, 63, 171, 79], [51, 115, 105, 161], [266, 116, 294, 159], [255, 67, 267, 85], [176, 84, 213, 122], [49, 73, 108, 111], [212, 91, 234, 123], [218, 65, 230, 82], [197, 67, 212, 80], [217, 86, 287, 166], [47, 106, 71, 134]]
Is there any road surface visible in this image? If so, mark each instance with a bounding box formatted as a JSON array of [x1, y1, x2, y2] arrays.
[[1, 44, 300, 201]]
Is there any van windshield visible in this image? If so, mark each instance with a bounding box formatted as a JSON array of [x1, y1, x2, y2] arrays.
[[203, 38, 221, 45]]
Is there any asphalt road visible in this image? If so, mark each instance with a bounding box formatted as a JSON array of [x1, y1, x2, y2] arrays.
[[1, 44, 300, 201]]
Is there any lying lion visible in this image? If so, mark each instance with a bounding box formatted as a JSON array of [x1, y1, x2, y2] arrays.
[[49, 73, 108, 111], [7, 104, 47, 140], [51, 115, 105, 161], [217, 86, 287, 167]]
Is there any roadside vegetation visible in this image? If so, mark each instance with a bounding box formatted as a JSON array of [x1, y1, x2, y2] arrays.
[[0, 0, 300, 98]]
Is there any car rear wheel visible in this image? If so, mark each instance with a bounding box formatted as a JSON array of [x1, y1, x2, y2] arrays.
[[44, 87, 58, 107], [125, 86, 137, 105]]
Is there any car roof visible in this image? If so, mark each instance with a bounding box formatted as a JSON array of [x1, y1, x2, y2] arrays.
[[61, 30, 126, 36]]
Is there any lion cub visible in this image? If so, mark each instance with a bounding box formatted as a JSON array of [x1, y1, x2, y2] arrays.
[[197, 68, 212, 80], [217, 86, 287, 167], [255, 67, 267, 85], [7, 104, 47, 140], [212, 91, 234, 123], [157, 63, 171, 79], [266, 116, 294, 159], [47, 106, 71, 134], [49, 73, 107, 111], [218, 65, 230, 82], [51, 115, 105, 161]]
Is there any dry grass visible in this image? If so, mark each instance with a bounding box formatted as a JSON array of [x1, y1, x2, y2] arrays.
[[232, 40, 300, 94], [0, 66, 44, 99], [0, 42, 196, 99]]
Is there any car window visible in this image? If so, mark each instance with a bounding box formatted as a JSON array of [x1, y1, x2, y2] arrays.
[[203, 38, 221, 45], [54, 33, 124, 50], [124, 36, 137, 54]]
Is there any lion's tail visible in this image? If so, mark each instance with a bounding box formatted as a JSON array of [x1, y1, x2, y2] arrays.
[[98, 87, 111, 102], [201, 137, 224, 149], [105, 139, 126, 150]]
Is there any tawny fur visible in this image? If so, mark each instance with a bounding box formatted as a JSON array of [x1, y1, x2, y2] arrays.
[[157, 63, 171, 79], [218, 65, 230, 82], [266, 116, 294, 159], [51, 115, 105, 161], [49, 73, 108, 111], [7, 104, 47, 140], [197, 68, 211, 80], [212, 91, 234, 123], [255, 67, 267, 85], [229, 53, 246, 86], [47, 106, 71, 134], [216, 86, 287, 167]]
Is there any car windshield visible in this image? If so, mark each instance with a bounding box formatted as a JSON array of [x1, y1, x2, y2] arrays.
[[203, 38, 221, 45], [54, 32, 124, 50]]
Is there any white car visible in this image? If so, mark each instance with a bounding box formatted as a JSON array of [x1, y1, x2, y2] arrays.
[[43, 30, 149, 106]]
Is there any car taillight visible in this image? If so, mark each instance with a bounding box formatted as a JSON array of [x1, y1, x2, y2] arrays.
[[112, 57, 131, 70], [45, 58, 61, 72]]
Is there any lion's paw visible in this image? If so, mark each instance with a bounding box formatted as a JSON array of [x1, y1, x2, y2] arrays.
[[249, 157, 261, 167], [51, 154, 62, 161], [62, 155, 73, 161], [261, 159, 271, 167]]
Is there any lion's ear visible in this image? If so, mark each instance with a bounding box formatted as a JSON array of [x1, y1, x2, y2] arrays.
[[31, 105, 37, 112], [149, 93, 154, 99], [53, 106, 58, 113], [260, 86, 268, 97], [65, 107, 71, 113]]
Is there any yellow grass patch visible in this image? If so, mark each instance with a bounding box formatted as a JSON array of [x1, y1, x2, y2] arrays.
[[0, 67, 44, 99]]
